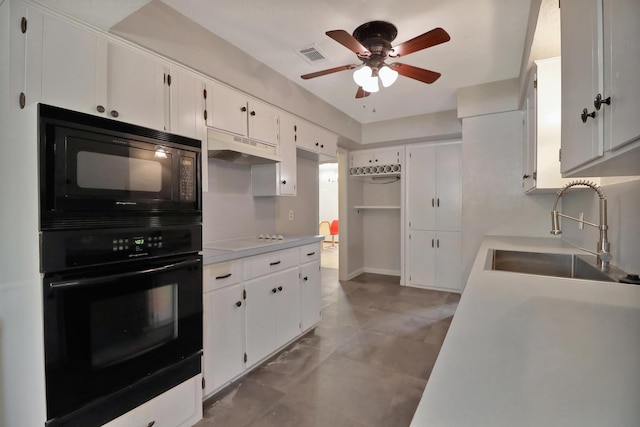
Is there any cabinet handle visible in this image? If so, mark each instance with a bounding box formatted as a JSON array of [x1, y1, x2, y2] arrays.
[[271, 288, 277, 294], [277, 286, 283, 292], [110, 110, 119, 118], [431, 198, 435, 207], [303, 276, 308, 281], [96, 105, 105, 113], [315, 142, 319, 146], [523, 174, 530, 179], [437, 239, 440, 248], [269, 261, 281, 266], [147, 422, 156, 427], [281, 180, 287, 184], [437, 198, 440, 207], [241, 106, 247, 112], [215, 273, 232, 280], [235, 301, 242, 307], [431, 239, 434, 248], [250, 111, 256, 116], [580, 108, 595, 123], [594, 93, 611, 111], [306, 252, 315, 256], [320, 144, 324, 148]]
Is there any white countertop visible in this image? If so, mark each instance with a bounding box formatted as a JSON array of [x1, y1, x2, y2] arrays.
[[410, 236, 640, 427], [201, 235, 323, 265]]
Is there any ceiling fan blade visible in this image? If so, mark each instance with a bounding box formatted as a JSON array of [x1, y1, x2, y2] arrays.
[[326, 30, 371, 57], [355, 86, 370, 98], [389, 27, 450, 57], [389, 63, 441, 84], [301, 64, 359, 80]]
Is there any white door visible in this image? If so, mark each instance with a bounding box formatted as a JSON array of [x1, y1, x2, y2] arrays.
[[41, 16, 102, 115], [604, 0, 640, 151], [435, 144, 462, 232], [107, 43, 165, 129], [560, 0, 603, 173], [203, 284, 245, 396], [245, 276, 277, 366], [274, 268, 301, 347], [208, 82, 247, 136], [407, 146, 437, 230], [247, 99, 279, 145], [407, 230, 436, 288], [300, 262, 321, 331], [434, 231, 462, 292], [278, 113, 297, 196]]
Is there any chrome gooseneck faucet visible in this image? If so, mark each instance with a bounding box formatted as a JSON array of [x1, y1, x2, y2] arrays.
[[551, 180, 611, 269]]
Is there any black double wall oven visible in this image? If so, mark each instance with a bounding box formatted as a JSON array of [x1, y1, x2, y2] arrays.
[[39, 104, 203, 427]]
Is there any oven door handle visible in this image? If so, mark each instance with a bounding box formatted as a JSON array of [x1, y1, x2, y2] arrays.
[[48, 258, 201, 290]]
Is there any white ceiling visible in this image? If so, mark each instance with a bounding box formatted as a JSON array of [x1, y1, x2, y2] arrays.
[[34, 0, 533, 124]]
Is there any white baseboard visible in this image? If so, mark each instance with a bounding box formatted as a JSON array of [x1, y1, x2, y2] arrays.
[[363, 267, 401, 277], [343, 268, 364, 280]]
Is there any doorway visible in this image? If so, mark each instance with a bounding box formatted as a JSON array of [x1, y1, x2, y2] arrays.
[[318, 162, 339, 269]]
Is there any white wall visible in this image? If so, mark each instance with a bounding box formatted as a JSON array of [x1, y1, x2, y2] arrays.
[[561, 177, 640, 275], [461, 110, 559, 284], [275, 156, 320, 236]]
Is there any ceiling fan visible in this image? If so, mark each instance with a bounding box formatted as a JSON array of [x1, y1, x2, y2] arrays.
[[301, 21, 450, 98]]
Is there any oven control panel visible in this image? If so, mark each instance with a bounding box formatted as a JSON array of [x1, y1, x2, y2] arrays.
[[41, 225, 202, 272]]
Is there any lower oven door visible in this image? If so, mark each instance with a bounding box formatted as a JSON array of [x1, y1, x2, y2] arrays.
[[43, 254, 203, 426]]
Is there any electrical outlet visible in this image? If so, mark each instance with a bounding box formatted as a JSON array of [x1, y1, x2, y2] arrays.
[[579, 212, 584, 230], [288, 210, 294, 221]]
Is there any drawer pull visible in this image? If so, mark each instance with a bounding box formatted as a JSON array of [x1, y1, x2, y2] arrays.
[[277, 286, 283, 292], [215, 273, 232, 280], [269, 261, 281, 266], [147, 422, 156, 427], [271, 288, 277, 294], [306, 252, 316, 256]]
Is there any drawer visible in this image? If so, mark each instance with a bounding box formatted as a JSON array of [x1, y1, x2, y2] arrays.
[[204, 260, 243, 292], [244, 248, 298, 279], [299, 243, 321, 264]]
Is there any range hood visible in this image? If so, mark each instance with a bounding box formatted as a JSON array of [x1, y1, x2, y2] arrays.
[[207, 128, 281, 164]]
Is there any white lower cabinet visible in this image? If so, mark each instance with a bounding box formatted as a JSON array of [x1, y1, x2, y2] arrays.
[[202, 242, 321, 398], [406, 230, 462, 292], [203, 282, 245, 397], [245, 267, 300, 367], [300, 261, 321, 332], [102, 375, 202, 427]]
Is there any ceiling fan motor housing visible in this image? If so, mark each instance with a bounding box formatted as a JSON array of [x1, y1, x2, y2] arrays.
[[353, 21, 397, 66]]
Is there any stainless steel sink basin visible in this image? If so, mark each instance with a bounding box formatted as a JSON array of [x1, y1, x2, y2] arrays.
[[486, 249, 620, 282]]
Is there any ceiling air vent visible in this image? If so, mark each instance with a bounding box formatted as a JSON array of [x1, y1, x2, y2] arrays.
[[296, 44, 328, 65]]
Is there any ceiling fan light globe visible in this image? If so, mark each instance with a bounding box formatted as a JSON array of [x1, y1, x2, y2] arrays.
[[379, 66, 399, 87], [362, 76, 379, 93], [353, 65, 373, 87]]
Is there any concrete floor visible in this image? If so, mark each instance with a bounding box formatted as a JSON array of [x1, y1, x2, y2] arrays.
[[195, 270, 460, 427]]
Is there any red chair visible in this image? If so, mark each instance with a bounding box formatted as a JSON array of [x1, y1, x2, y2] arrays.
[[329, 220, 339, 246]]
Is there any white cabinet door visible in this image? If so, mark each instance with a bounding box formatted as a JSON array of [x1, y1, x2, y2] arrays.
[[168, 68, 200, 139], [208, 82, 247, 136], [350, 151, 373, 168], [407, 230, 436, 288], [604, 0, 640, 151], [245, 275, 277, 366], [295, 120, 317, 152], [274, 268, 301, 347], [407, 230, 461, 292], [40, 15, 103, 116], [317, 127, 338, 160], [373, 148, 400, 165], [247, 99, 279, 145], [300, 262, 321, 332], [523, 70, 537, 192], [407, 146, 437, 230], [107, 43, 165, 129], [435, 144, 461, 232], [560, 0, 603, 173], [203, 284, 245, 397]]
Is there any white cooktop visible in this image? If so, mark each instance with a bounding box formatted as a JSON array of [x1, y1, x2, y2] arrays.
[[203, 235, 301, 252]]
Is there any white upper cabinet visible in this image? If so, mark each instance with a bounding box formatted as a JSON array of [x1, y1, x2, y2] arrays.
[[207, 82, 279, 146], [167, 67, 201, 140], [40, 14, 102, 115], [350, 148, 400, 168], [523, 58, 587, 193], [106, 42, 165, 130], [295, 120, 338, 161], [561, 0, 640, 176]]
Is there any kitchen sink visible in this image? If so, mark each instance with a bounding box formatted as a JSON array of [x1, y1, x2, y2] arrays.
[[486, 249, 620, 282]]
